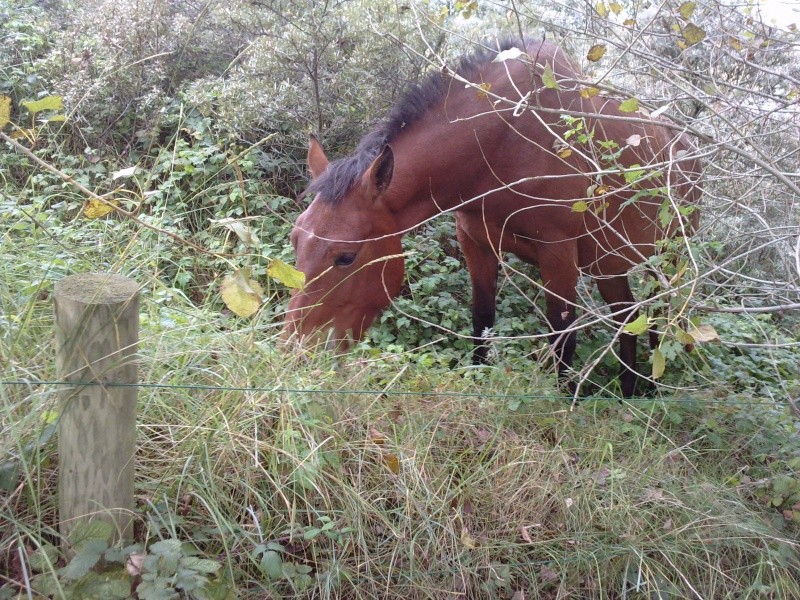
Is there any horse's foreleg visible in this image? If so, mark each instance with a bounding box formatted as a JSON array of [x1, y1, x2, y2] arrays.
[[596, 274, 640, 398], [456, 220, 499, 364]]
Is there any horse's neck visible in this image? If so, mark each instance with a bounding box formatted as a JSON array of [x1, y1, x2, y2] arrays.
[[385, 135, 467, 232]]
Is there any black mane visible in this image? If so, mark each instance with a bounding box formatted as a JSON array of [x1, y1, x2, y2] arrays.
[[308, 38, 528, 204]]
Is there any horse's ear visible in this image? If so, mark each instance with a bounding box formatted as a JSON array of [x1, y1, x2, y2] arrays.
[[307, 134, 330, 179], [365, 145, 394, 199]]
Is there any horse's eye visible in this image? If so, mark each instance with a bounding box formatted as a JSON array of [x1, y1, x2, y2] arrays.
[[334, 252, 357, 267]]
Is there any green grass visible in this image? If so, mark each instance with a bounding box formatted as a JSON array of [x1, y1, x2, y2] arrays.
[[2, 204, 800, 599]]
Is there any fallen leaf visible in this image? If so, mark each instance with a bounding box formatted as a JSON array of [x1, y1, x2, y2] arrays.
[[84, 198, 118, 219], [540, 565, 559, 582], [476, 82, 491, 99], [111, 166, 137, 180]]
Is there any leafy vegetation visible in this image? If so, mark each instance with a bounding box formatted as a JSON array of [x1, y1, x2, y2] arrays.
[[2, 0, 799, 598]]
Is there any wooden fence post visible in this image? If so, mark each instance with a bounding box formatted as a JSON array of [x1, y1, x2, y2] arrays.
[[54, 272, 139, 551]]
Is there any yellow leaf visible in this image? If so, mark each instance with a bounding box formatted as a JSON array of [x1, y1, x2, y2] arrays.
[[220, 269, 264, 318], [728, 36, 743, 51], [609, 2, 622, 15], [651, 348, 666, 379], [383, 453, 400, 474], [541, 63, 559, 90], [683, 23, 706, 46], [21, 96, 63, 114], [679, 1, 696, 20], [476, 82, 491, 99], [41, 410, 59, 424], [623, 18, 636, 27], [580, 86, 600, 99], [558, 147, 573, 159], [572, 200, 589, 213], [596, 2, 608, 18], [594, 184, 611, 196], [84, 198, 118, 219], [687, 324, 720, 343], [623, 314, 649, 335], [460, 527, 477, 549], [619, 97, 640, 112], [0, 95, 11, 129], [268, 258, 306, 290], [587, 44, 607, 62]]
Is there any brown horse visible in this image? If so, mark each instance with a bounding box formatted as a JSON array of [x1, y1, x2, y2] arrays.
[[283, 37, 701, 397]]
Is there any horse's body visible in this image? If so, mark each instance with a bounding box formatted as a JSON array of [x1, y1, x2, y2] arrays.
[[283, 37, 701, 396]]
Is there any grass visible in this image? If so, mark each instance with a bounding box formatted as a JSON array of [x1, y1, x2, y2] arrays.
[[2, 206, 800, 598]]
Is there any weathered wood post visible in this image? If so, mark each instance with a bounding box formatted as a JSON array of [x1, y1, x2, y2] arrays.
[[54, 272, 139, 551]]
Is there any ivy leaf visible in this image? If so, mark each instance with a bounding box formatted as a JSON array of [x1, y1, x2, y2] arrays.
[[268, 258, 306, 290], [651, 348, 666, 379], [619, 98, 640, 113], [587, 44, 607, 62], [541, 63, 560, 90], [220, 269, 264, 318], [0, 95, 11, 129], [623, 314, 649, 335], [679, 1, 696, 20]]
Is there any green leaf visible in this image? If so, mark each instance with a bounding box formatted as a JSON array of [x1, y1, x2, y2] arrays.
[[541, 63, 560, 90], [571, 200, 589, 213], [29, 544, 59, 573], [68, 520, 114, 548], [260, 550, 283, 580], [623, 314, 649, 335], [21, 96, 63, 114], [679, 1, 696, 20], [652, 347, 666, 379], [268, 258, 306, 290], [619, 98, 640, 113], [682, 23, 706, 46], [61, 546, 103, 580]]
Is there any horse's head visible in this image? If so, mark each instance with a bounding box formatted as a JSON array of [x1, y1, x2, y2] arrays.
[[282, 136, 405, 348]]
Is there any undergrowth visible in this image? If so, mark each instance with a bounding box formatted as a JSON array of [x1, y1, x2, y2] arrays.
[[2, 210, 800, 597]]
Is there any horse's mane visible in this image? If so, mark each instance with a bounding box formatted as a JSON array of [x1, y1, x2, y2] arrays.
[[309, 37, 543, 205]]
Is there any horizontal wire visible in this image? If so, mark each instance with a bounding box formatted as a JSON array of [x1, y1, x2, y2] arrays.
[[0, 379, 790, 407]]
